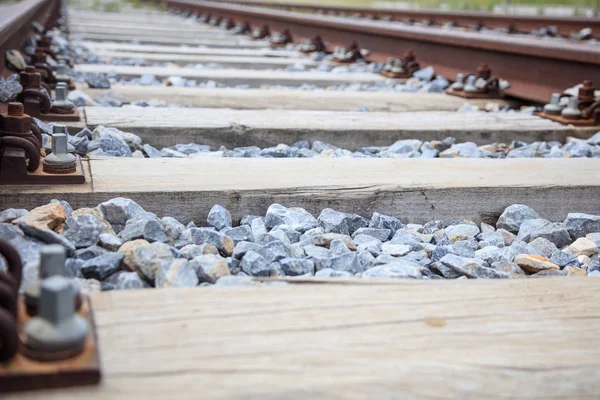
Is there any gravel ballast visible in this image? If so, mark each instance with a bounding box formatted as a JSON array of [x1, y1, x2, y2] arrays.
[[1, 200, 598, 294]]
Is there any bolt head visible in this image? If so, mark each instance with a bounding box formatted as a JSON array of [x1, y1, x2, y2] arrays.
[[20, 67, 41, 88], [7, 102, 24, 116], [31, 50, 47, 64], [2, 101, 32, 134], [578, 80, 596, 101]]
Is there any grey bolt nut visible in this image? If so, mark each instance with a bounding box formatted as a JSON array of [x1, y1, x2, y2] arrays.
[[52, 82, 75, 110], [44, 123, 76, 154], [543, 93, 564, 115], [23, 276, 88, 360]]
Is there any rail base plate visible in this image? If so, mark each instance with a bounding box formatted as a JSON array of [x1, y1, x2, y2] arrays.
[[380, 70, 412, 79], [0, 295, 101, 393], [535, 111, 599, 127], [445, 88, 502, 99], [41, 107, 82, 122], [0, 103, 81, 123], [0, 148, 86, 185]]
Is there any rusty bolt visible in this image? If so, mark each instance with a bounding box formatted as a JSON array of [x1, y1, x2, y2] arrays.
[[403, 50, 416, 62], [20, 66, 42, 88], [2, 102, 32, 135], [477, 64, 492, 80], [36, 35, 52, 48], [31, 49, 47, 65], [7, 102, 24, 116], [578, 80, 596, 103]]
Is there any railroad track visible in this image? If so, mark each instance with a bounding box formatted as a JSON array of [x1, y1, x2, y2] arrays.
[[226, 0, 600, 39], [0, 0, 600, 397], [145, 0, 600, 103]]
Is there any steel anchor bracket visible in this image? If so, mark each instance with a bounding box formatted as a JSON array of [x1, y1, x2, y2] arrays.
[[0, 241, 101, 393], [0, 102, 86, 185], [269, 29, 293, 48], [535, 80, 600, 127], [445, 64, 510, 99], [10, 66, 81, 123], [331, 41, 370, 64], [380, 50, 421, 79]]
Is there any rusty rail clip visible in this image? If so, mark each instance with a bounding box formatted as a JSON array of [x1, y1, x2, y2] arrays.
[[299, 36, 328, 54], [219, 17, 235, 30], [536, 80, 600, 126], [380, 50, 420, 79], [445, 64, 510, 99], [14, 67, 80, 122], [231, 22, 251, 35], [208, 15, 222, 26], [332, 41, 370, 64], [0, 241, 101, 392], [251, 25, 271, 40], [0, 102, 85, 185], [269, 29, 293, 48]]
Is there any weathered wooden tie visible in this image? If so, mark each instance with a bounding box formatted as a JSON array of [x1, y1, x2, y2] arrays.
[[81, 107, 597, 148], [81, 41, 301, 57], [1, 158, 598, 225], [76, 65, 387, 88], [82, 86, 513, 111], [4, 278, 600, 399], [75, 33, 269, 48], [90, 51, 318, 69]]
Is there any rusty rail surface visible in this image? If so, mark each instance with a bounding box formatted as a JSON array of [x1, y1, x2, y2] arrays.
[[0, 0, 61, 78], [154, 0, 600, 103], [222, 1, 600, 39]]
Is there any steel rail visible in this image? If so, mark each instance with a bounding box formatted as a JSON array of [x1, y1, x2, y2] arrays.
[[156, 0, 600, 103], [0, 0, 60, 78], [222, 1, 600, 39]]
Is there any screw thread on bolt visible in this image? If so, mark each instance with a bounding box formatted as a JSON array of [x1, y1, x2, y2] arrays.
[[7, 102, 24, 116]]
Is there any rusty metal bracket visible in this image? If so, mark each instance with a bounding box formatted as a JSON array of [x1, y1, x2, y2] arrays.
[[251, 25, 270, 40], [11, 66, 80, 122], [445, 64, 509, 99], [331, 41, 369, 64], [298, 35, 328, 54], [0, 241, 101, 393], [380, 50, 420, 79], [208, 15, 222, 25], [536, 80, 600, 126], [0, 102, 85, 185], [219, 17, 235, 30], [231, 21, 251, 35], [269, 28, 292, 48]]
